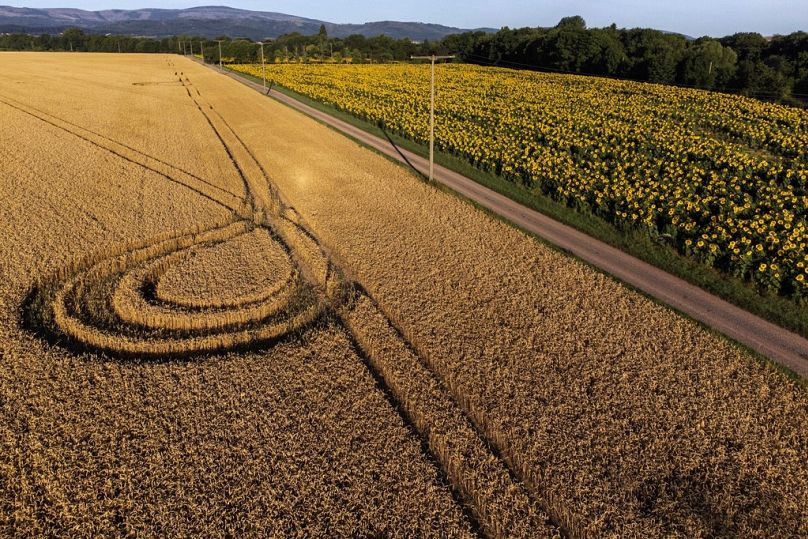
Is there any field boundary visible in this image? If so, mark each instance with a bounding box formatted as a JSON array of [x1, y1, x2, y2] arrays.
[[202, 59, 808, 380]]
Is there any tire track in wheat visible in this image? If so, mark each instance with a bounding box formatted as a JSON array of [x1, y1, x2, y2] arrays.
[[0, 96, 243, 213]]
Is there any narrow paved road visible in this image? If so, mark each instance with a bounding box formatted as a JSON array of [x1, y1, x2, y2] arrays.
[[212, 63, 808, 380]]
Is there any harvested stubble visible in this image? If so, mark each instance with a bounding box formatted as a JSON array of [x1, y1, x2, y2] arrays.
[[0, 53, 477, 537], [201, 61, 808, 537]]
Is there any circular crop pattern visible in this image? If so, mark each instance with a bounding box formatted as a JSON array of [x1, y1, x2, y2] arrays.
[[27, 219, 326, 357], [155, 228, 294, 309]]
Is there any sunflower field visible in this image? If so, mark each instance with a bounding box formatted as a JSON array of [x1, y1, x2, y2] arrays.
[[231, 63, 808, 298]]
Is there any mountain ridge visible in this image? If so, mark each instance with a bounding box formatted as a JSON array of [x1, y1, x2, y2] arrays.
[[0, 5, 497, 40]]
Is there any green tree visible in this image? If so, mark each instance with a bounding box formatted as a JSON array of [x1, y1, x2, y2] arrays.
[[623, 29, 687, 83], [794, 51, 808, 95], [545, 19, 600, 72], [351, 48, 366, 63], [584, 26, 626, 75], [555, 16, 587, 31], [721, 32, 768, 62], [318, 24, 328, 57], [444, 31, 487, 61], [679, 39, 737, 88], [61, 27, 87, 51]]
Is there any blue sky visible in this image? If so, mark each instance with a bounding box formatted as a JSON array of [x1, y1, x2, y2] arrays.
[[6, 0, 808, 37]]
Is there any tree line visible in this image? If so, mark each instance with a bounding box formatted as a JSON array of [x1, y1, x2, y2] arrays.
[[443, 17, 808, 104], [2, 18, 806, 104], [0, 28, 176, 53]]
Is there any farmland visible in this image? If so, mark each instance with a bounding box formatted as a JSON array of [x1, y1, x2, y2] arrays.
[[0, 53, 478, 536], [1, 53, 807, 537], [231, 63, 808, 302]]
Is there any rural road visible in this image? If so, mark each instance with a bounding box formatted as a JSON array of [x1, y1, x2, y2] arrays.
[[210, 63, 808, 380]]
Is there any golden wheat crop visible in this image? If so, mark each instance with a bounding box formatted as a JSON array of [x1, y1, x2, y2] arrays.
[[155, 228, 293, 308], [2, 52, 806, 538], [210, 63, 808, 537], [342, 292, 561, 537], [0, 53, 480, 537]]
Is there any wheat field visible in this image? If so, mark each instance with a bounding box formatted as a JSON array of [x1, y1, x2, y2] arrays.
[[0, 53, 476, 537], [0, 52, 806, 537]]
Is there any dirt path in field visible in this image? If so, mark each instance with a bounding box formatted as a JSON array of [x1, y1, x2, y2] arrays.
[[209, 63, 808, 380]]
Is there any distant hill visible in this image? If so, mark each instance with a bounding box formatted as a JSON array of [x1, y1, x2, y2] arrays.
[[0, 5, 496, 40]]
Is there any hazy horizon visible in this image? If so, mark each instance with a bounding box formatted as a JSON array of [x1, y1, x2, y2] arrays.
[[2, 1, 807, 37]]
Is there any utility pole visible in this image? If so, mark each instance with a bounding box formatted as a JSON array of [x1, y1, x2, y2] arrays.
[[216, 40, 224, 70], [189, 41, 194, 56], [257, 41, 267, 91], [178, 40, 181, 53], [200, 41, 205, 62], [117, 40, 121, 53], [410, 54, 455, 182]]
